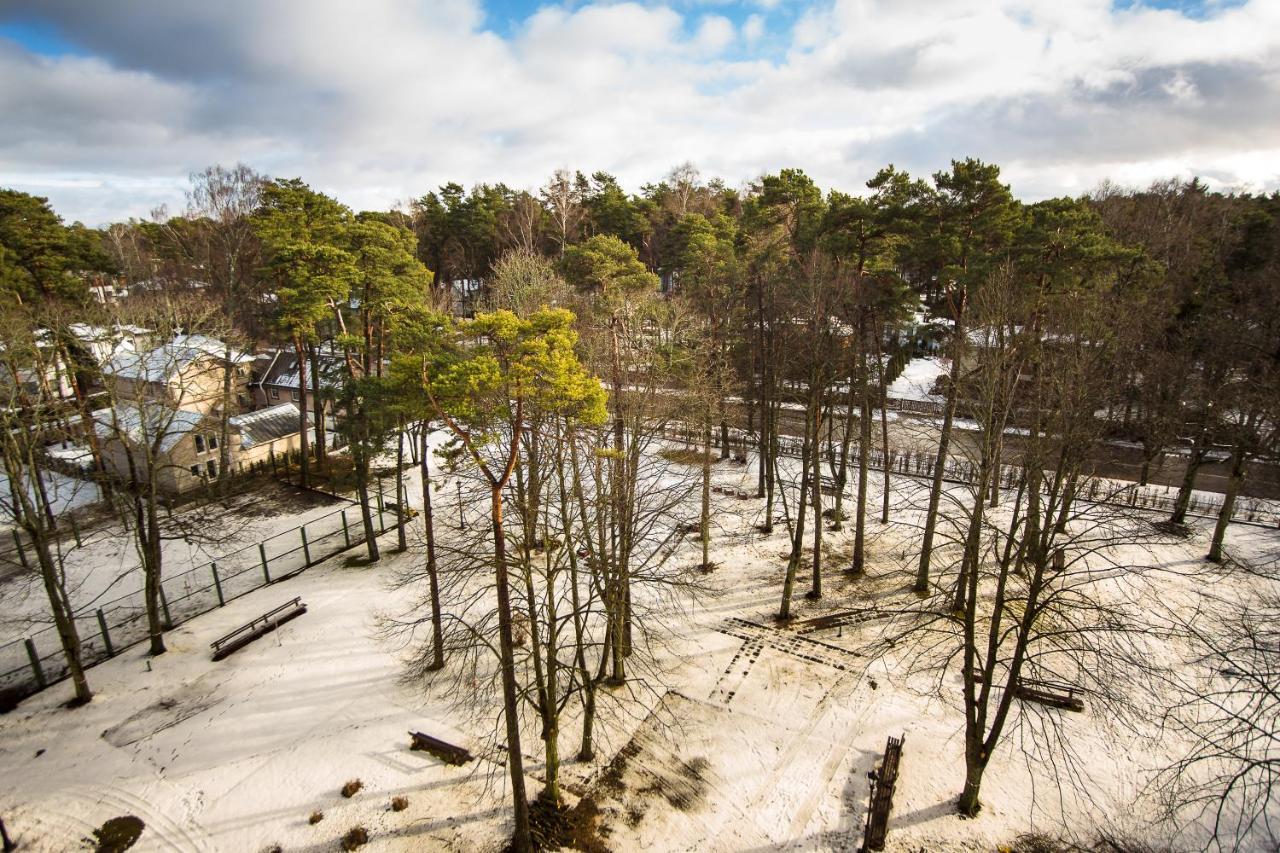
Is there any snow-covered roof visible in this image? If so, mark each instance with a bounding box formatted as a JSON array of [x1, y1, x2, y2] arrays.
[[256, 350, 346, 392], [92, 402, 205, 453], [228, 403, 300, 449], [104, 335, 252, 384]]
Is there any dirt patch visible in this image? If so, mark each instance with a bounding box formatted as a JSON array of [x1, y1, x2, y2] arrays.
[[102, 680, 220, 747], [577, 694, 718, 842], [89, 815, 145, 852], [660, 448, 713, 466]]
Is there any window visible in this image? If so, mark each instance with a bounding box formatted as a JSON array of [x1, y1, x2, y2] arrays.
[[206, 460, 218, 479], [270, 388, 280, 400], [291, 390, 299, 401], [190, 465, 201, 478], [194, 435, 205, 453], [208, 435, 218, 450]]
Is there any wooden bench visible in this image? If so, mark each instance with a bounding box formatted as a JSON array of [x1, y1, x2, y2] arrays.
[[969, 668, 1084, 712], [1015, 678, 1085, 712], [861, 734, 905, 852], [409, 731, 473, 766], [819, 475, 842, 496], [210, 597, 307, 661]]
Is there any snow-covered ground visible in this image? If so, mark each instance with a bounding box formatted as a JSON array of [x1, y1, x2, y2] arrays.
[[1, 446, 1277, 852], [886, 356, 946, 403], [0, 467, 100, 527]]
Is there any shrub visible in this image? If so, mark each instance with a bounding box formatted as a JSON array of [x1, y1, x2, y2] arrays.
[[308, 810, 324, 825], [341, 826, 369, 851], [341, 779, 363, 798], [390, 796, 409, 812]]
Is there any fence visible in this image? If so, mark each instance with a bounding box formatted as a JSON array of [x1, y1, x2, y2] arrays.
[[0, 495, 404, 709], [660, 422, 1280, 528]]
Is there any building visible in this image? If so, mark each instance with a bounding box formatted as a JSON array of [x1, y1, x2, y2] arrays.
[[250, 348, 346, 416], [91, 401, 302, 495], [102, 334, 254, 416]]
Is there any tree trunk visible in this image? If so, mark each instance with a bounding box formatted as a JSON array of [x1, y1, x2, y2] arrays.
[[852, 386, 871, 576], [490, 484, 532, 851], [1170, 431, 1208, 525], [419, 430, 443, 670], [809, 396, 823, 598], [779, 399, 813, 620], [1207, 445, 1246, 563], [957, 756, 986, 817], [310, 343, 326, 471], [219, 342, 234, 494], [294, 336, 310, 489], [355, 441, 380, 563], [916, 306, 964, 593], [701, 419, 712, 570], [395, 422, 407, 552]]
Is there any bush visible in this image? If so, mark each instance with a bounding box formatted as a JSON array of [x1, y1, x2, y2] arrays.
[[308, 810, 324, 825], [341, 779, 363, 798], [341, 826, 369, 851], [390, 796, 409, 812]]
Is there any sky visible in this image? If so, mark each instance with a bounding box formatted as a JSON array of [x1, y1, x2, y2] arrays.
[[0, 0, 1277, 225]]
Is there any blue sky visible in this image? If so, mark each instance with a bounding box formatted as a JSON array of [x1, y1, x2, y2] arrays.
[[0, 0, 1275, 224]]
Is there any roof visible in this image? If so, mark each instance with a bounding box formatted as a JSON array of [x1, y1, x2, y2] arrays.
[[257, 350, 346, 392], [104, 334, 252, 384], [228, 403, 300, 449], [92, 402, 205, 453]]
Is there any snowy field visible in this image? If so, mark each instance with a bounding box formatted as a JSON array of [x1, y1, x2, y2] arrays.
[[1, 446, 1278, 852]]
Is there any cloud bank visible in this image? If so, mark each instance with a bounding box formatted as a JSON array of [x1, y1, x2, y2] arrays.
[[0, 0, 1277, 224]]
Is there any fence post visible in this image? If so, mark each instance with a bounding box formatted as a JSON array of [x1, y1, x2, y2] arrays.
[[96, 609, 115, 657], [301, 526, 311, 565], [211, 563, 225, 606], [25, 638, 45, 689], [376, 488, 384, 514], [341, 510, 350, 547], [11, 531, 28, 570], [260, 543, 271, 583], [159, 586, 173, 628]]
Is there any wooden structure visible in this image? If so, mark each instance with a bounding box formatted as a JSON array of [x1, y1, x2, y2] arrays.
[[861, 734, 905, 852], [969, 667, 1085, 712], [409, 731, 474, 766], [210, 597, 307, 661]]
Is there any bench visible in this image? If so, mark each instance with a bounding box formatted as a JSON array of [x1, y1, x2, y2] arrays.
[[861, 734, 905, 852], [1015, 678, 1085, 712], [969, 668, 1084, 712], [409, 731, 473, 766], [210, 597, 307, 661], [819, 476, 842, 496]]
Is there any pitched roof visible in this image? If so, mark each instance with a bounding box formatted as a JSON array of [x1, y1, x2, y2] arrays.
[[91, 402, 205, 453], [104, 334, 251, 384], [228, 403, 300, 449], [257, 350, 346, 392]]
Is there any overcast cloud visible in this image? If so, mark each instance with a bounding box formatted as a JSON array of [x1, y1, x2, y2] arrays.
[[0, 0, 1277, 224]]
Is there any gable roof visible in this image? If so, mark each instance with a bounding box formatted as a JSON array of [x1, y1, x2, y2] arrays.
[[91, 402, 205, 453], [228, 403, 300, 449], [104, 334, 252, 384], [257, 350, 347, 392]]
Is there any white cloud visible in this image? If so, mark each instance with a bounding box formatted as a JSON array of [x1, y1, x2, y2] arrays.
[[0, 0, 1277, 224], [694, 14, 735, 53]]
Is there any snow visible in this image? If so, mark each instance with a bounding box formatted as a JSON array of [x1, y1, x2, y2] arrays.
[[1, 444, 1277, 851], [886, 356, 947, 403], [0, 468, 100, 527]]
